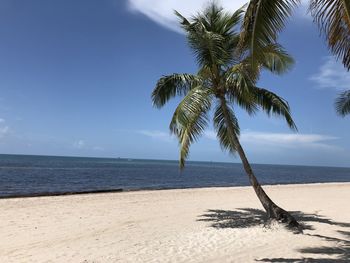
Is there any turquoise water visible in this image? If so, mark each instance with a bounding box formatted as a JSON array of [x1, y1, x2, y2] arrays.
[[0, 154, 350, 197]]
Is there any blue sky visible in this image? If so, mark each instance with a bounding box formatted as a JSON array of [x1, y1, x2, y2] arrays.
[[0, 0, 349, 167]]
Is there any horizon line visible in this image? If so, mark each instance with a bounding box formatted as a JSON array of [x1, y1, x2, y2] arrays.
[[1, 153, 349, 169]]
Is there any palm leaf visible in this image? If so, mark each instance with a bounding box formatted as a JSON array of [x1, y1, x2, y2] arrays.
[[188, 26, 228, 67], [174, 10, 191, 28], [213, 102, 240, 155], [224, 63, 258, 115], [170, 87, 213, 169], [240, 0, 300, 65], [151, 74, 202, 108], [335, 90, 350, 116], [309, 0, 350, 70], [253, 87, 297, 130], [175, 3, 242, 68], [259, 44, 294, 74]]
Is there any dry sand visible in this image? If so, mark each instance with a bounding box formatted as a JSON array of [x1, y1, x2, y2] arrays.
[[1, 183, 350, 262]]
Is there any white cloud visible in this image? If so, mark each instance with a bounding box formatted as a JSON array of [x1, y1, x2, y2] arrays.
[[0, 126, 9, 138], [138, 130, 174, 142], [93, 146, 104, 151], [0, 118, 9, 138], [204, 130, 338, 150], [240, 131, 337, 149], [73, 140, 85, 149], [203, 130, 217, 140], [137, 127, 339, 151], [310, 56, 350, 91], [72, 140, 104, 151], [127, 0, 310, 33]]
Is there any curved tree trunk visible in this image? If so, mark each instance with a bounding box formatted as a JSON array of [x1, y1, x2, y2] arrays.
[[232, 132, 300, 228], [218, 97, 300, 229]]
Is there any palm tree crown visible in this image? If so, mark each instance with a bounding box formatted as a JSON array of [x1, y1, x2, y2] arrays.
[[152, 3, 296, 168]]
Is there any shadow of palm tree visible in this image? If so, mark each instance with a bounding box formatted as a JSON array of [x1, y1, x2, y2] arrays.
[[198, 208, 350, 262], [258, 243, 350, 262], [198, 208, 350, 230], [257, 229, 350, 262], [198, 208, 267, 228]]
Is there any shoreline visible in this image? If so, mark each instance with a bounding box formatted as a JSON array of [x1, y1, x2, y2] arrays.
[[2, 181, 350, 199]]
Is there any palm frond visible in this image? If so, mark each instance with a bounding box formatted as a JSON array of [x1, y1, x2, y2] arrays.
[[213, 103, 240, 155], [152, 74, 202, 108], [309, 0, 350, 70], [253, 87, 297, 130], [174, 10, 192, 32], [188, 26, 228, 67], [197, 65, 212, 79], [193, 3, 244, 36], [170, 87, 213, 169], [225, 62, 255, 85], [224, 63, 258, 115], [260, 44, 294, 74], [175, 3, 242, 68], [335, 90, 350, 116], [240, 0, 300, 65]]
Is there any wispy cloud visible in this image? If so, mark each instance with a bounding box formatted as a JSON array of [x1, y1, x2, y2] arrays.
[[0, 118, 9, 138], [127, 0, 309, 33], [137, 130, 174, 142], [72, 140, 104, 151], [93, 146, 104, 151], [204, 130, 339, 150], [310, 56, 350, 91], [73, 140, 85, 149], [0, 126, 9, 138], [203, 130, 217, 140], [240, 131, 338, 149], [142, 129, 339, 150]]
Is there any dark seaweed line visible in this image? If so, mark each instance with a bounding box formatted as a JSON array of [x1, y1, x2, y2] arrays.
[[0, 188, 124, 199]]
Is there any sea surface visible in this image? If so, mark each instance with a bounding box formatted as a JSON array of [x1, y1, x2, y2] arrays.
[[0, 154, 350, 198]]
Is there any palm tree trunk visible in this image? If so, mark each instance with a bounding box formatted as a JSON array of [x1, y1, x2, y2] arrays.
[[219, 97, 300, 228], [232, 133, 299, 228]]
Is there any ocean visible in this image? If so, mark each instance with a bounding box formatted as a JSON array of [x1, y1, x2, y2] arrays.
[[0, 154, 350, 198]]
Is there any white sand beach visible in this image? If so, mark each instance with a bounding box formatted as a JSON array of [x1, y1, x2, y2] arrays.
[[1, 183, 350, 262]]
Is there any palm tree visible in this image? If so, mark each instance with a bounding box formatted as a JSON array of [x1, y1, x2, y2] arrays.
[[151, 3, 300, 228], [240, 0, 350, 115]]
